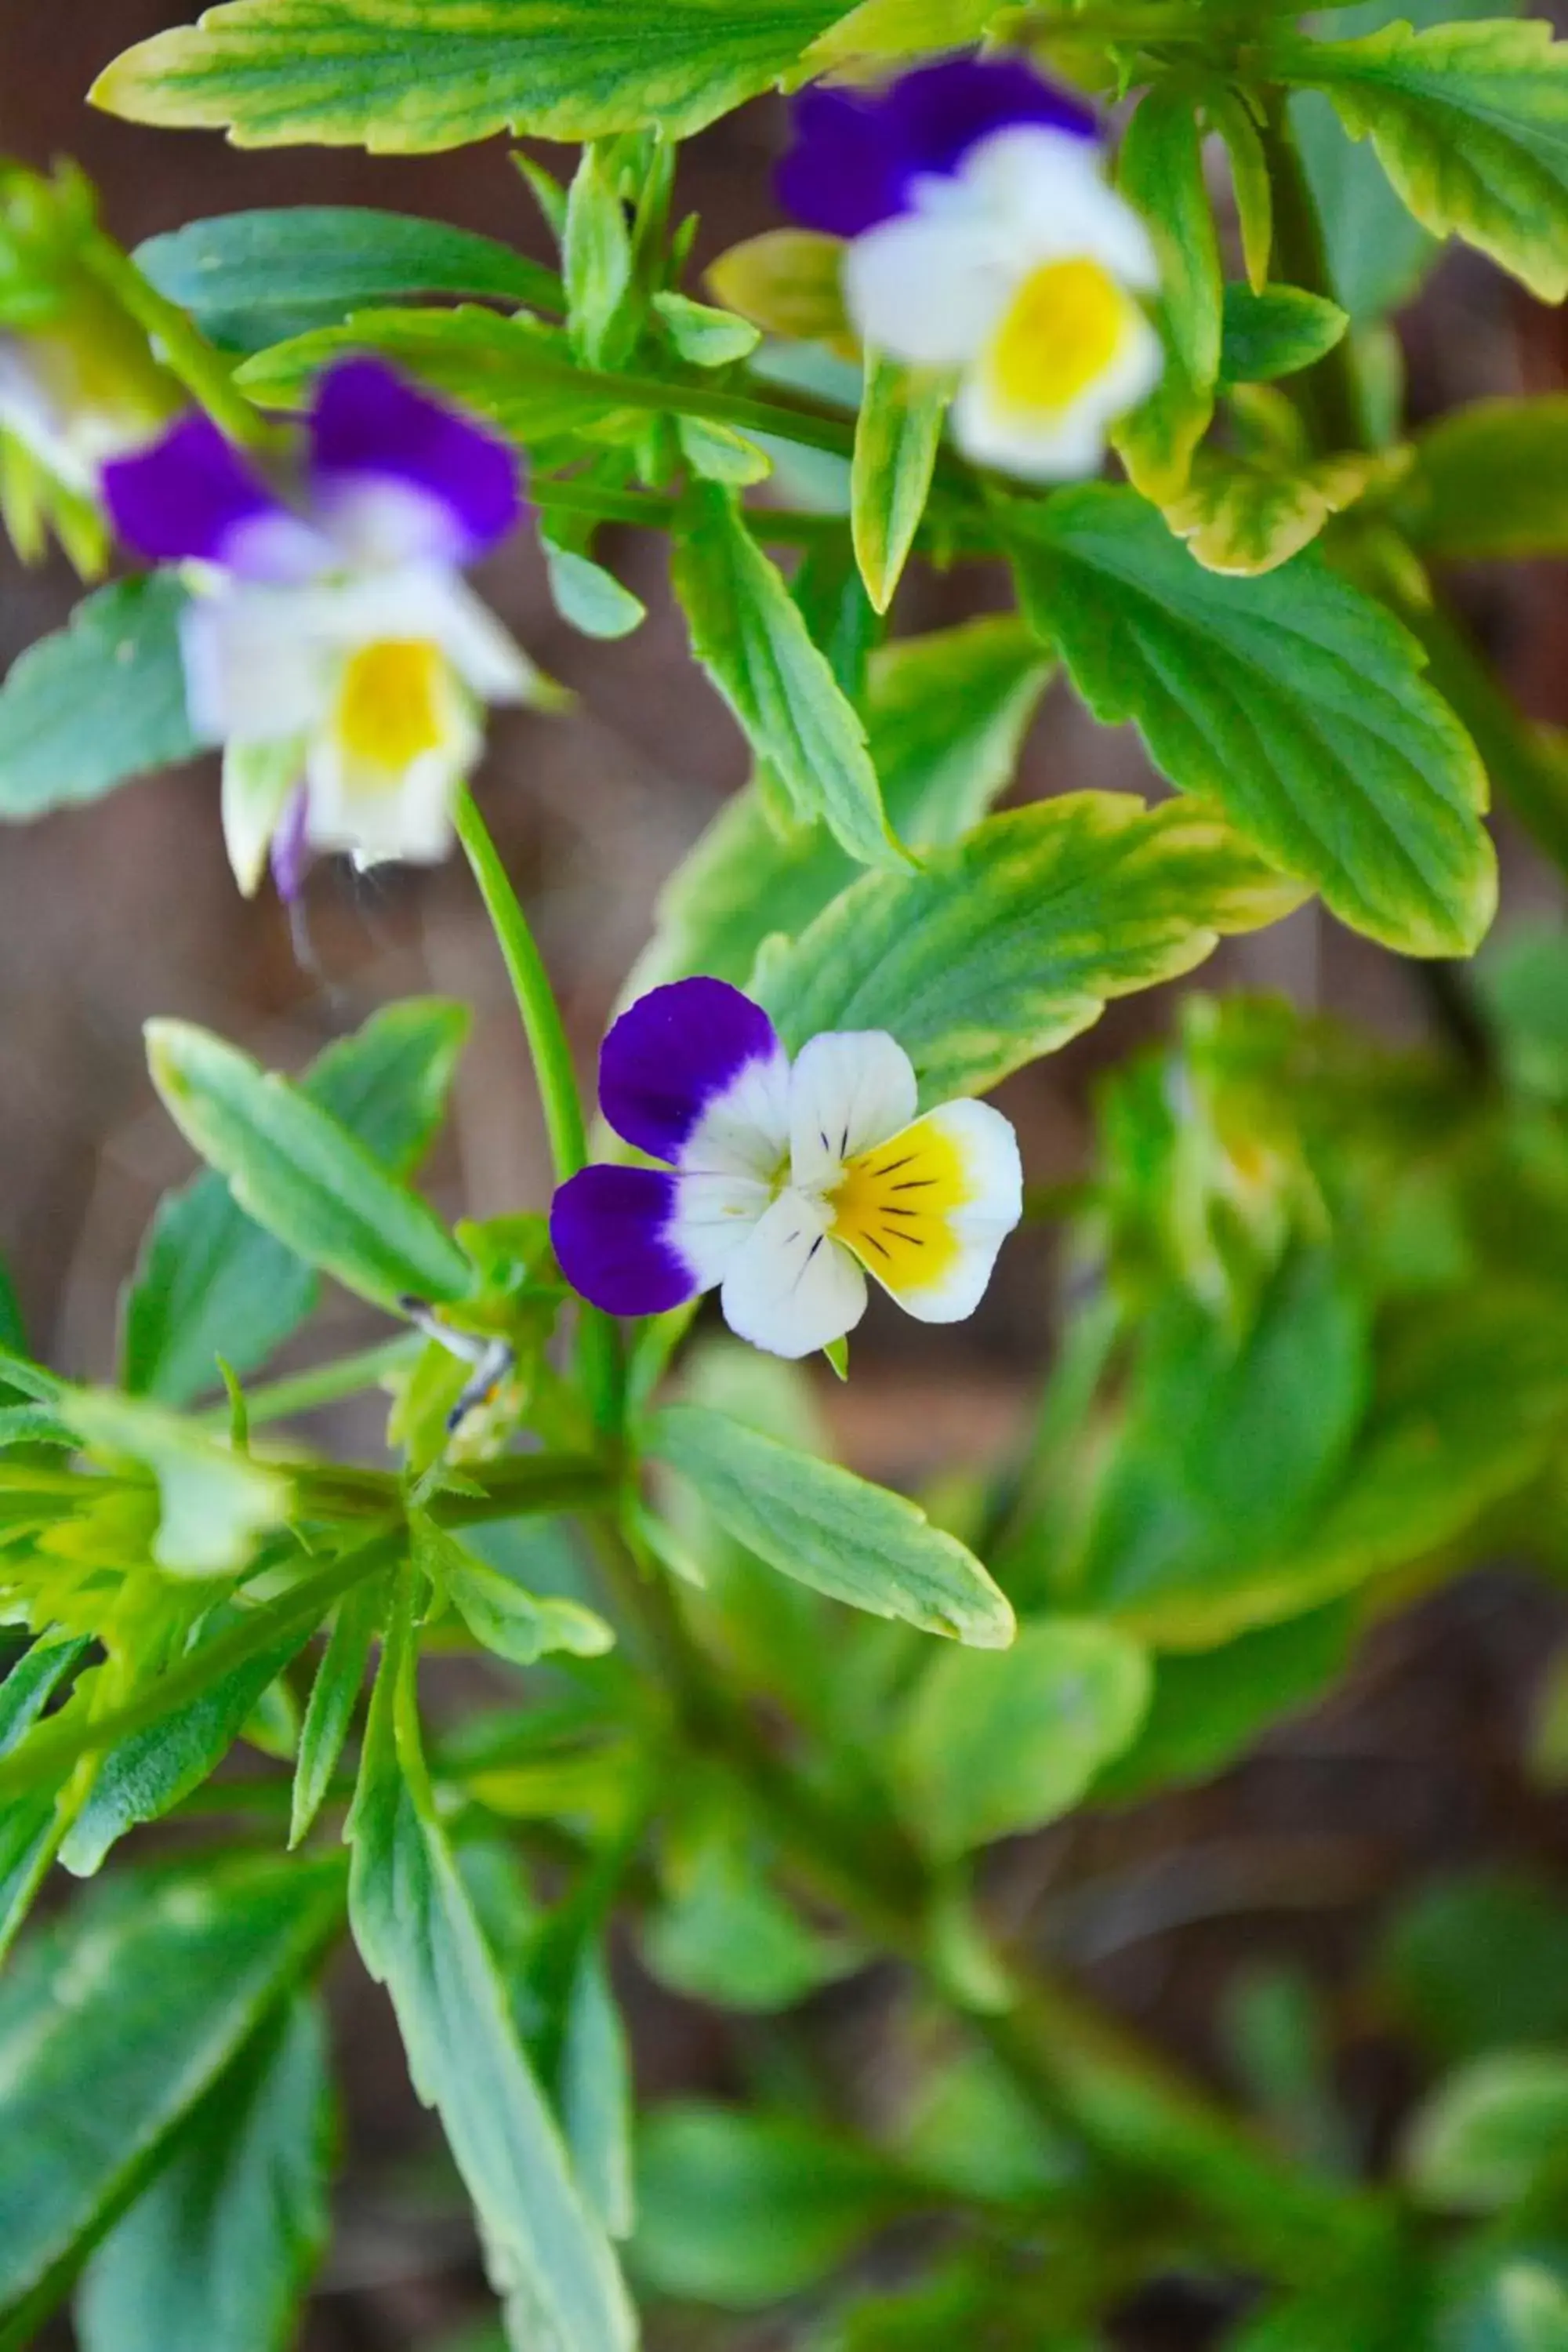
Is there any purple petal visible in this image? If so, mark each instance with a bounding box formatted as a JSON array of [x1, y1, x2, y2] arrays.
[[101, 413, 325, 580], [550, 1166, 699, 1318], [270, 786, 311, 905], [599, 978, 783, 1167], [309, 358, 522, 564], [779, 55, 1100, 236]]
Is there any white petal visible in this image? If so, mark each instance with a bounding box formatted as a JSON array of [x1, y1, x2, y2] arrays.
[[308, 566, 536, 706], [829, 1098, 1022, 1322], [956, 126, 1160, 290], [221, 736, 304, 896], [953, 307, 1163, 482], [844, 213, 1014, 368], [179, 589, 334, 746], [666, 1170, 773, 1289], [720, 1189, 867, 1360], [679, 1047, 793, 1184], [304, 658, 481, 869], [789, 1030, 919, 1192]]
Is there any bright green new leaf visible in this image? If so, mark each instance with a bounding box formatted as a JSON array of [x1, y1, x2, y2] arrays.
[[564, 146, 635, 371], [1163, 449, 1388, 577], [124, 997, 470, 1405], [416, 1515, 613, 1666], [1112, 87, 1222, 503], [671, 485, 903, 870], [805, 0, 999, 67], [93, 0, 846, 149], [1404, 395, 1568, 561], [76, 1994, 332, 2352], [756, 793, 1303, 1106], [850, 350, 949, 613], [895, 1618, 1152, 1857], [0, 1853, 344, 2334], [632, 616, 1051, 1000], [1219, 284, 1349, 387], [1404, 2051, 1568, 2212], [0, 577, 199, 820], [146, 1019, 475, 1313], [647, 1403, 1014, 1648], [289, 1576, 385, 1849], [652, 290, 759, 368], [134, 206, 561, 353], [542, 539, 648, 640], [1287, 17, 1568, 303], [1011, 484, 1494, 956], [1210, 92, 1272, 293], [676, 413, 770, 486], [347, 1599, 635, 2352], [58, 1388, 292, 1577]]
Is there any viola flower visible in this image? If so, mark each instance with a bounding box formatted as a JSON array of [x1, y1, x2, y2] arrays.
[[550, 978, 1023, 1360], [778, 55, 1161, 481], [100, 358, 537, 896]]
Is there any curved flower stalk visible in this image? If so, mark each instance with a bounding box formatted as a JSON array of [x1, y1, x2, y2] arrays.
[[779, 56, 1161, 480], [551, 978, 1023, 1359], [101, 358, 540, 897]]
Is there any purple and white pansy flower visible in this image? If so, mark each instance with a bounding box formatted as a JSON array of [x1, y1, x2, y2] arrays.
[[779, 56, 1162, 481], [101, 358, 537, 896], [550, 978, 1024, 1361]]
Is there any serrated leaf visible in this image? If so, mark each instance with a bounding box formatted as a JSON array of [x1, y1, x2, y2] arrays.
[[895, 1618, 1152, 1855], [1404, 395, 1568, 561], [146, 1019, 474, 1312], [76, 1992, 332, 2352], [56, 1388, 292, 1577], [134, 206, 561, 354], [0, 577, 198, 820], [756, 793, 1303, 1105], [1219, 283, 1349, 386], [648, 1403, 1014, 1647], [1287, 17, 1568, 303], [0, 1853, 344, 2335], [1163, 448, 1389, 576], [850, 350, 949, 613], [1010, 483, 1494, 956], [93, 0, 845, 151], [805, 0, 1000, 67], [671, 484, 902, 870], [124, 997, 470, 1405]]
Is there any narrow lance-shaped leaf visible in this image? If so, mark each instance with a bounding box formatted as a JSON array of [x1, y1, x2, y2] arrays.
[[92, 0, 847, 151], [672, 485, 904, 873], [647, 1403, 1015, 1648], [756, 793, 1303, 1106], [76, 1993, 334, 2352], [850, 350, 949, 613], [0, 577, 198, 821], [1113, 87, 1222, 503], [290, 1575, 386, 1850], [347, 1583, 635, 2352], [1010, 484, 1494, 957], [146, 1019, 475, 1312]]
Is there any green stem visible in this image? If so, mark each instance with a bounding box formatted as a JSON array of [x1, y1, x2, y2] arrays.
[[1256, 101, 1368, 456], [200, 1336, 422, 1431], [82, 230, 278, 452], [452, 789, 622, 1433]]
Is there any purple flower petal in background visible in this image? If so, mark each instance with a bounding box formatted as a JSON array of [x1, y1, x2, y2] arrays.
[[598, 977, 786, 1167], [310, 358, 521, 564], [778, 54, 1100, 237], [269, 784, 312, 905], [101, 412, 327, 580], [550, 1165, 699, 1318]]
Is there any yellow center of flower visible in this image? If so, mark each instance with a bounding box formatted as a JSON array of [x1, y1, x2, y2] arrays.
[[828, 1117, 970, 1296], [987, 257, 1127, 416], [335, 640, 448, 775]]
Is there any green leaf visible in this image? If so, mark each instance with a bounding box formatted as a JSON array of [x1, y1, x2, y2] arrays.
[[0, 577, 198, 820], [564, 146, 635, 370], [705, 229, 850, 348], [0, 1853, 344, 2335], [1286, 17, 1568, 303], [1163, 448, 1389, 576], [76, 1992, 332, 2352], [632, 2105, 907, 2309], [1112, 86, 1222, 503], [542, 539, 647, 640], [652, 289, 758, 368], [60, 1617, 314, 1875], [805, 0, 999, 67], [56, 1387, 293, 1577], [850, 350, 949, 613], [644, 1820, 855, 2013], [290, 1575, 384, 1849], [1219, 284, 1349, 386], [92, 0, 845, 149], [124, 997, 470, 1404], [756, 793, 1303, 1105], [347, 1595, 634, 2352], [133, 206, 561, 353], [1010, 483, 1495, 957], [671, 485, 902, 871], [1377, 1873, 1568, 2063], [1497, 2269, 1568, 2352], [1404, 396, 1568, 561], [561, 1943, 636, 2241], [146, 1018, 474, 1313], [894, 1618, 1151, 1857], [416, 1515, 613, 1665], [1405, 2052, 1568, 2212], [646, 1403, 1014, 1648], [1211, 91, 1273, 293], [0, 1640, 88, 1955]]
